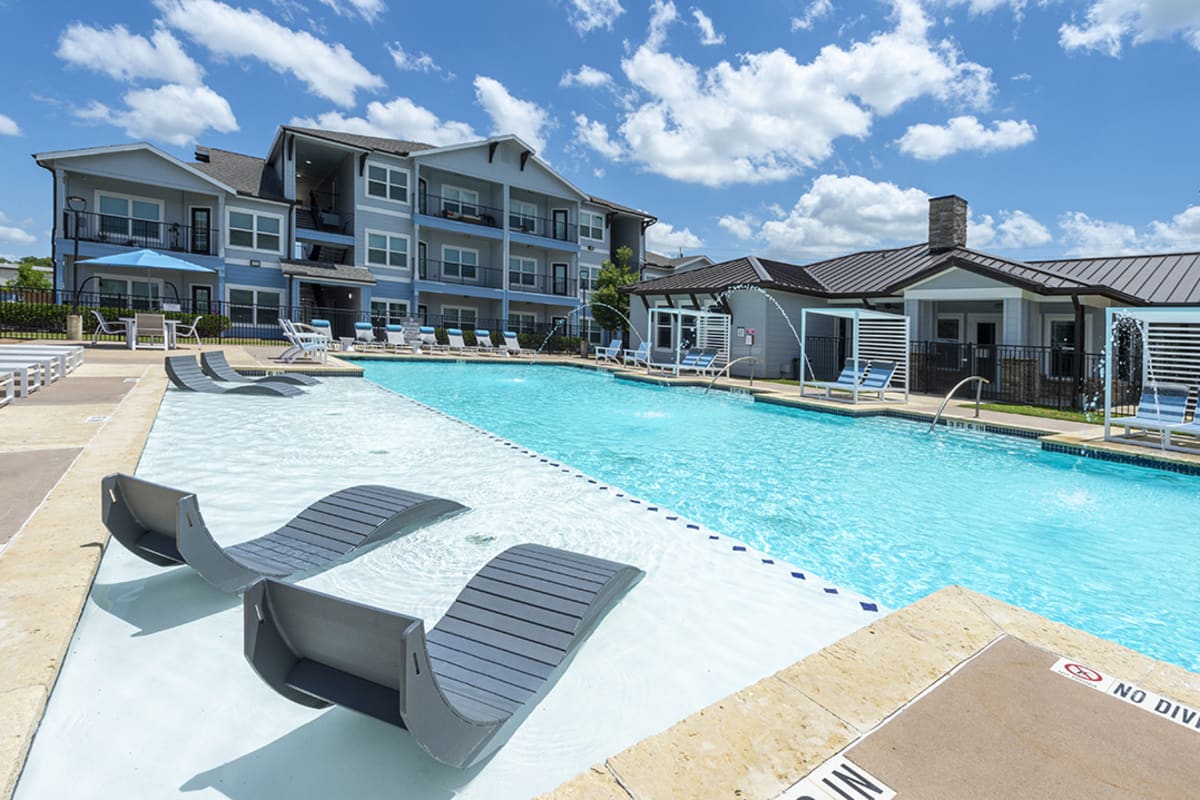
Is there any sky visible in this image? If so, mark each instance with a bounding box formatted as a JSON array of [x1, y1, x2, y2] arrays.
[[1, 0, 1199, 265]]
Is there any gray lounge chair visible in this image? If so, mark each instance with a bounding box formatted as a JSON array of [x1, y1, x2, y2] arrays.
[[200, 351, 320, 386], [101, 473, 468, 593], [243, 542, 642, 768], [165, 355, 303, 396]]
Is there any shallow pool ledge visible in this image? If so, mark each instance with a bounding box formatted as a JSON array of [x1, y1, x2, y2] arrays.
[[0, 369, 167, 800], [538, 585, 1200, 800]]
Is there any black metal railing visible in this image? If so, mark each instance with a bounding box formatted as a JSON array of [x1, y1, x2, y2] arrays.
[[507, 211, 579, 243], [418, 193, 503, 229], [417, 258, 505, 289], [508, 272, 577, 297], [295, 205, 354, 237], [64, 209, 218, 255]]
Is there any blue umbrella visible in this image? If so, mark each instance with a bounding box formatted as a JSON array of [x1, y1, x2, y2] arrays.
[[80, 248, 215, 274]]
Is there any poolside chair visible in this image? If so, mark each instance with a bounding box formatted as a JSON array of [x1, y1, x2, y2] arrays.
[[683, 348, 721, 375], [0, 370, 12, 407], [309, 319, 335, 349], [0, 344, 85, 373], [165, 355, 303, 397], [354, 322, 381, 350], [417, 326, 439, 353], [0, 347, 72, 379], [279, 319, 328, 364], [594, 338, 623, 363], [201, 351, 319, 386], [89, 310, 127, 345], [474, 329, 498, 355], [502, 331, 525, 357], [243, 543, 643, 767], [0, 353, 62, 384], [623, 341, 650, 367], [134, 313, 168, 350], [1117, 382, 1191, 444], [0, 361, 41, 397], [384, 324, 407, 352], [446, 327, 472, 354], [174, 315, 203, 348], [102, 473, 467, 593], [857, 360, 898, 400], [803, 358, 866, 399]]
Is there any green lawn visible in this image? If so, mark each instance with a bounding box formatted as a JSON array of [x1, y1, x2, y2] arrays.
[[959, 403, 1100, 424]]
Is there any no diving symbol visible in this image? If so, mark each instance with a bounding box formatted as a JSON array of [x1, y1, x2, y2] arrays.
[[1065, 663, 1102, 682]]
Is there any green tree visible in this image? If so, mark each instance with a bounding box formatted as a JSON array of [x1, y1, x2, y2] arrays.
[[589, 245, 636, 339], [5, 258, 53, 291]]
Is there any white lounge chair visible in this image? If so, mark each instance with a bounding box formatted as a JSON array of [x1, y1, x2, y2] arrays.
[[384, 324, 407, 352], [502, 330, 527, 357], [474, 329, 498, 355], [0, 370, 12, 407], [594, 338, 623, 363], [278, 319, 328, 364], [623, 341, 650, 367], [0, 361, 43, 397], [175, 315, 203, 347], [416, 326, 439, 353], [90, 310, 127, 345], [354, 322, 380, 350], [446, 328, 473, 354], [0, 345, 83, 374], [309, 319, 336, 350]]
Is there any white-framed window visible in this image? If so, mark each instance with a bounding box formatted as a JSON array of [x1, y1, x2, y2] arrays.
[[96, 191, 163, 243], [365, 230, 409, 269], [226, 286, 281, 326], [444, 186, 479, 216], [581, 317, 603, 345], [96, 274, 162, 309], [442, 305, 477, 328], [509, 256, 537, 288], [443, 246, 478, 280], [370, 299, 409, 326], [1044, 313, 1085, 378], [366, 164, 409, 203], [509, 311, 536, 333], [655, 304, 674, 349], [935, 313, 964, 342], [581, 211, 605, 240], [227, 208, 283, 253], [510, 199, 537, 232], [579, 264, 600, 297]]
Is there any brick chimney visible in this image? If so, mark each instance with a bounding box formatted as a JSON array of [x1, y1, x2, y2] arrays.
[[928, 195, 968, 253]]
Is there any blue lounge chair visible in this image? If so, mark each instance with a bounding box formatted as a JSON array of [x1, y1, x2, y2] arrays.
[[804, 358, 866, 398], [681, 348, 720, 375], [1118, 382, 1191, 444], [858, 360, 898, 400], [623, 341, 650, 367], [594, 338, 623, 363]]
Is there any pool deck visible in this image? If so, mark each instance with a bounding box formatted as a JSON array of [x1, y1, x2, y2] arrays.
[[2, 339, 1199, 799]]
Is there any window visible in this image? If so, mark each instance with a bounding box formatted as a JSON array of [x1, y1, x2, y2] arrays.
[[371, 299, 409, 326], [655, 306, 673, 349], [97, 276, 161, 309], [366, 231, 408, 269], [581, 211, 605, 240], [227, 209, 282, 253], [579, 264, 600, 297], [581, 317, 603, 345], [936, 315, 962, 341], [1047, 317, 1077, 378], [510, 199, 537, 232], [227, 287, 281, 325], [509, 256, 537, 288], [509, 312, 536, 333], [442, 306, 477, 328], [366, 164, 409, 203], [443, 186, 479, 216], [443, 246, 478, 280], [97, 192, 162, 243]]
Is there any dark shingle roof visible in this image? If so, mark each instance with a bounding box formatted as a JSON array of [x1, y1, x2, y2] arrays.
[[193, 148, 284, 201], [284, 127, 437, 156], [280, 260, 376, 285], [589, 195, 656, 221]]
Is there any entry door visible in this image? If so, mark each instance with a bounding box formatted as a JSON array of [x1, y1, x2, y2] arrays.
[[418, 179, 428, 215], [552, 262, 568, 295], [974, 320, 998, 382], [552, 209, 568, 241], [190, 208, 211, 254], [418, 304, 428, 324], [191, 285, 212, 314], [418, 242, 428, 279]]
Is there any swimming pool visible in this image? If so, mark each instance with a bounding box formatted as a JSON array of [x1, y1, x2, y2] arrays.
[[366, 361, 1200, 671]]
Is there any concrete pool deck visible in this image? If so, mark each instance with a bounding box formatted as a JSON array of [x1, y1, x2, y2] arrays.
[[2, 339, 1199, 799]]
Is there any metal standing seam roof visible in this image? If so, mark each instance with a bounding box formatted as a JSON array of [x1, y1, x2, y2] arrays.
[[1029, 252, 1200, 305]]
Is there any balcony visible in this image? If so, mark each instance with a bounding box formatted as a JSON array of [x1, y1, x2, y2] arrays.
[[508, 212, 578, 245], [63, 209, 217, 255], [418, 258, 505, 290], [508, 272, 577, 298], [419, 193, 503, 230], [295, 189, 354, 245]]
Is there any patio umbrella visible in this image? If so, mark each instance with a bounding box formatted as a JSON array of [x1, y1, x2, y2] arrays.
[[76, 248, 215, 306]]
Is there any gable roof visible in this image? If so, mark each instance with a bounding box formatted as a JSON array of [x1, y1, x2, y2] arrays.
[[1028, 252, 1200, 305], [33, 142, 238, 196], [193, 147, 285, 202], [283, 126, 437, 156], [589, 195, 657, 222]]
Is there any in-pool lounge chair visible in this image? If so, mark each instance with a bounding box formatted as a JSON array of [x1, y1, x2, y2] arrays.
[[201, 351, 319, 386], [102, 473, 467, 593], [1117, 382, 1191, 444], [623, 341, 650, 367], [803, 358, 865, 399], [166, 355, 303, 397], [243, 543, 642, 767], [594, 338, 623, 363]]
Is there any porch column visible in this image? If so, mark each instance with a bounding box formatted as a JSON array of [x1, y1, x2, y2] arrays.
[[500, 182, 510, 327], [1002, 297, 1025, 346]]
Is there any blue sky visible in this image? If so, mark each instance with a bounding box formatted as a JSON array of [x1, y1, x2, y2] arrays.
[[1, 0, 1199, 264]]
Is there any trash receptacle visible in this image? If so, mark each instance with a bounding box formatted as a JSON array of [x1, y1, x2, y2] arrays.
[[792, 357, 800, 381]]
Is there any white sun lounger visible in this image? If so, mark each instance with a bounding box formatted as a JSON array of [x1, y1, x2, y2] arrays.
[[0, 347, 72, 379], [0, 370, 13, 407], [0, 361, 43, 397], [0, 344, 85, 373]]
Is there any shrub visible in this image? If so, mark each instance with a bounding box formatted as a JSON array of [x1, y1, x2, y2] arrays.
[[0, 302, 230, 339]]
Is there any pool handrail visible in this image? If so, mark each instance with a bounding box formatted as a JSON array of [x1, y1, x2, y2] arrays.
[[929, 375, 990, 433]]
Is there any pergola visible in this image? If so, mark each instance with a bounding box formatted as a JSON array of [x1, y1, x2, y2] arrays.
[[1103, 306, 1200, 442], [646, 306, 731, 374], [798, 307, 910, 402]]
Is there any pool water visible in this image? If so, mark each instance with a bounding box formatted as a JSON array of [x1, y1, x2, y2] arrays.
[[366, 361, 1200, 671]]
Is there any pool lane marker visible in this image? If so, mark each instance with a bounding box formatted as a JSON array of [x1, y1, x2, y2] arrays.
[[1050, 658, 1200, 734]]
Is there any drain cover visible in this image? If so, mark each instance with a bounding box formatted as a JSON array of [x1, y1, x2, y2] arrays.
[[85, 415, 109, 423]]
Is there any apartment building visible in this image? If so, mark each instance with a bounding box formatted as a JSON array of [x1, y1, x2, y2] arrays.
[[34, 127, 656, 342]]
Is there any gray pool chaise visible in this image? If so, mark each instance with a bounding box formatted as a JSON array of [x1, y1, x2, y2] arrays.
[[243, 543, 643, 768], [165, 355, 303, 396], [200, 350, 320, 386], [101, 473, 468, 592]]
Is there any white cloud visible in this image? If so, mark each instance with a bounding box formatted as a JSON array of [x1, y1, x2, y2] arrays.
[[0, 213, 36, 245], [791, 0, 832, 31], [57, 23, 203, 86], [1011, 72, 1032, 80], [155, 0, 384, 107], [646, 221, 704, 253], [387, 43, 439, 73], [290, 97, 476, 146], [1059, 0, 1200, 56], [75, 83, 238, 147], [474, 76, 552, 152], [318, 0, 385, 23], [576, 0, 996, 186], [593, 167, 605, 178], [561, 65, 614, 88], [968, 209, 1052, 249], [944, 0, 1029, 17], [567, 0, 624, 33], [692, 9, 724, 45], [718, 214, 755, 239], [573, 114, 625, 158], [1060, 206, 1200, 256], [897, 115, 1036, 159], [0, 114, 20, 136]]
